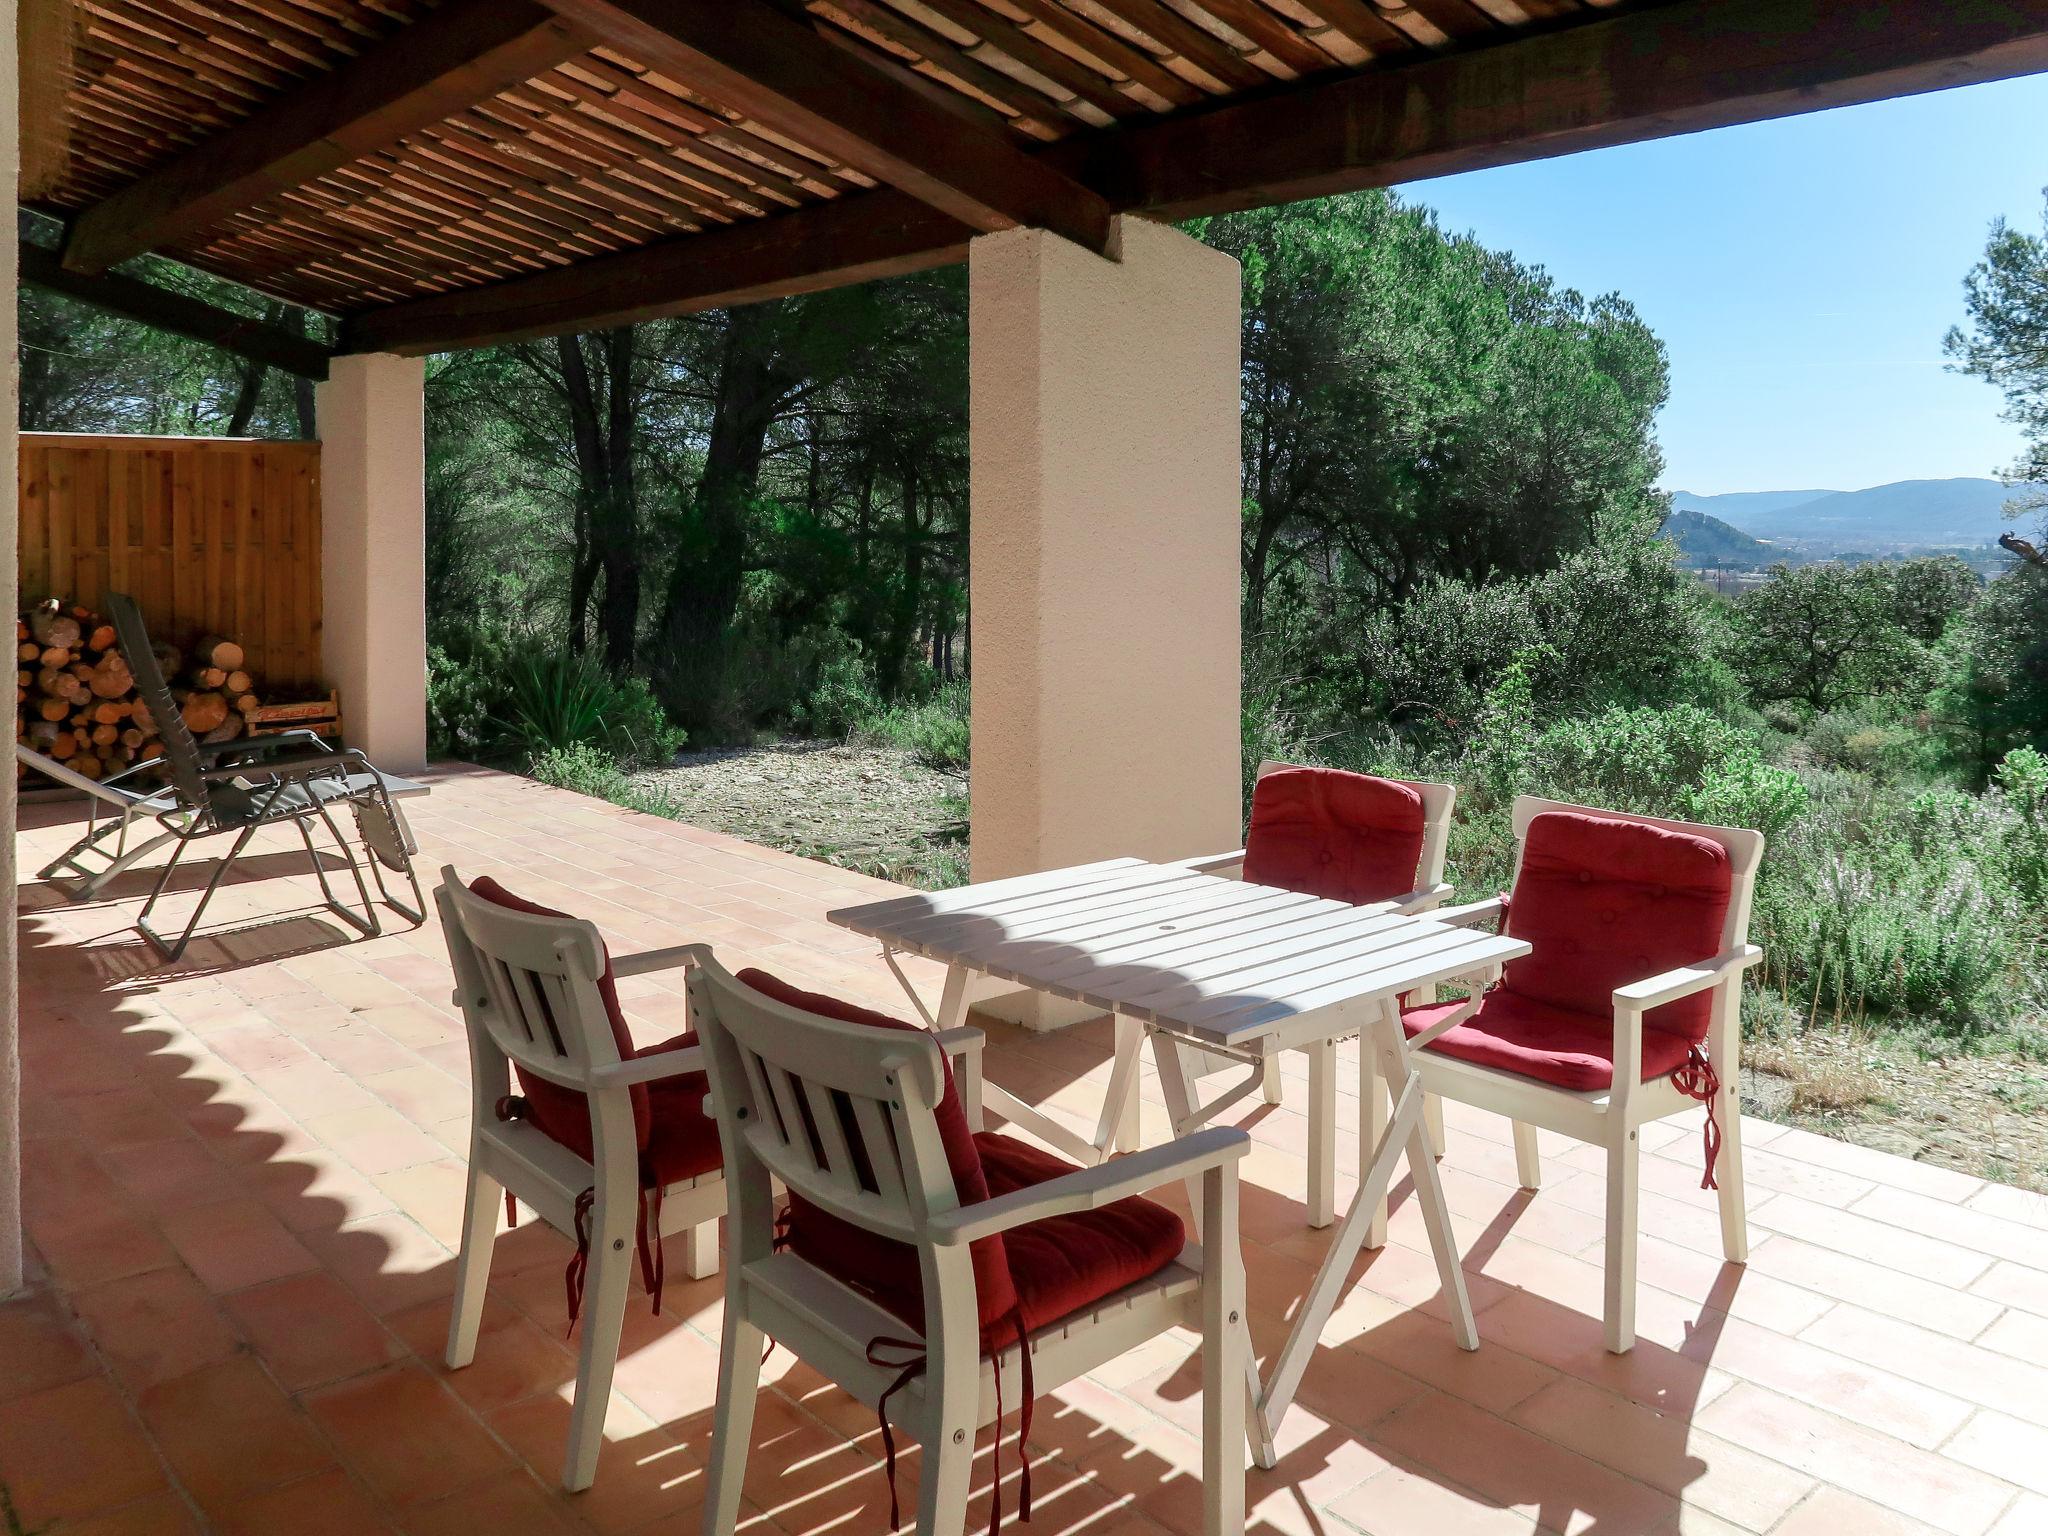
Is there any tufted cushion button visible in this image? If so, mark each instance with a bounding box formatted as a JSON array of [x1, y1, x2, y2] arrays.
[[1600, 909, 1616, 924], [1577, 870, 1592, 884], [1318, 850, 1334, 865]]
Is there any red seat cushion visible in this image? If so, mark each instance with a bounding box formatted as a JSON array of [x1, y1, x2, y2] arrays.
[[973, 1133, 1185, 1338], [1242, 767, 1427, 907], [1498, 811, 1734, 1049], [636, 1032, 722, 1186], [737, 970, 1020, 1335], [466, 877, 653, 1160], [1402, 992, 1699, 1091]]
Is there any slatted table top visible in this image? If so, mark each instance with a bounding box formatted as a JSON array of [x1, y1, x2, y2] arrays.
[[828, 857, 1528, 1051]]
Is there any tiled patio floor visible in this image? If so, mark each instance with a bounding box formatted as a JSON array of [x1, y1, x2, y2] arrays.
[[7, 763, 2048, 1536]]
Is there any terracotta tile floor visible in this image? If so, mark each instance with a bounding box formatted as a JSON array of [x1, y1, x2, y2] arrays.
[[7, 763, 2047, 1534]]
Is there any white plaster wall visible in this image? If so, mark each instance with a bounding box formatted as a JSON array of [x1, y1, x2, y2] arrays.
[[969, 217, 1242, 885], [2, 0, 23, 1300], [316, 353, 428, 774]]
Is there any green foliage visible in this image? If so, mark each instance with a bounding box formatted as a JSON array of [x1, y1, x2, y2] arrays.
[[1733, 561, 1922, 715], [1946, 187, 2048, 485], [501, 646, 684, 767], [427, 634, 684, 767], [846, 681, 971, 771], [527, 742, 683, 819], [1934, 555, 2048, 783]]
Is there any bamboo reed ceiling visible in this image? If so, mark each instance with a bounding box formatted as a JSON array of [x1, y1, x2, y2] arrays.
[[20, 0, 2048, 353]]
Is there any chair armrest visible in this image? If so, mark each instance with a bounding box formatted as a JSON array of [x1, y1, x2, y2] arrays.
[[587, 1040, 706, 1090], [935, 1025, 982, 1083], [927, 1127, 1248, 1247], [611, 943, 710, 979], [1612, 946, 1762, 1013], [1389, 883, 1455, 916], [1177, 849, 1246, 877], [1433, 896, 1504, 929], [935, 1025, 984, 1129]]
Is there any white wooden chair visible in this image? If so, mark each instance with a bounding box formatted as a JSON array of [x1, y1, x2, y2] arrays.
[[688, 951, 1250, 1536], [1153, 763, 1457, 1224], [1390, 797, 1764, 1353], [436, 868, 725, 1490]]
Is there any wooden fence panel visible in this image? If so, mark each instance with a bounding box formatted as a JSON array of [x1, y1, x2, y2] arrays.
[[17, 433, 323, 690]]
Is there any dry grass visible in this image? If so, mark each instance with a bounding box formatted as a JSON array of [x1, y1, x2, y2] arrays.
[[1747, 1036, 1881, 1114]]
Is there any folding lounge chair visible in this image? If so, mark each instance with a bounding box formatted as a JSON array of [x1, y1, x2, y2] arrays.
[[53, 592, 428, 960]]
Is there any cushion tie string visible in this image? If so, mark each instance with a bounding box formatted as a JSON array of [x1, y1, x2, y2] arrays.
[[637, 1182, 666, 1317], [1669, 1044, 1723, 1190], [1007, 1305, 1034, 1530], [564, 1187, 596, 1335], [863, 1336, 929, 1533], [493, 1097, 529, 1226], [858, 1312, 1036, 1536]]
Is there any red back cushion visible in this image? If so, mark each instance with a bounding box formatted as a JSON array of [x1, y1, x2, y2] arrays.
[[737, 970, 1019, 1334], [1242, 767, 1428, 907], [1501, 812, 1734, 1044], [466, 877, 651, 1158]]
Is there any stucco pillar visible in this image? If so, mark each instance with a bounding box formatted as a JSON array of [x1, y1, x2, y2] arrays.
[[968, 217, 1241, 1010], [317, 353, 427, 774], [2, 0, 24, 1302]]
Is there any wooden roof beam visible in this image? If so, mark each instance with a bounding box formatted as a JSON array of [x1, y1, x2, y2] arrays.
[[21, 242, 335, 379], [1078, 0, 2048, 218], [528, 0, 1117, 255], [59, 0, 596, 277], [343, 0, 2048, 353], [341, 189, 969, 355]]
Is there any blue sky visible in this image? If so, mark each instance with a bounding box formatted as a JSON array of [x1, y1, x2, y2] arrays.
[[1396, 72, 2048, 496]]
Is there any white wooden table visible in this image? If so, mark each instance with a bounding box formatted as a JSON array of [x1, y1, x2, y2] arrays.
[[827, 855, 1529, 1463]]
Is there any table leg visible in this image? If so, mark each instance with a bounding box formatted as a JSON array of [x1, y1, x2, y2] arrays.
[[1367, 1000, 1477, 1352], [1255, 1001, 1478, 1454], [883, 955, 1107, 1166], [1306, 1038, 1336, 1229], [1093, 1013, 1145, 1155], [1361, 1033, 1389, 1250]]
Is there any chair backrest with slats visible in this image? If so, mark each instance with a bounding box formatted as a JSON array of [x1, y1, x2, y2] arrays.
[[687, 953, 976, 1337], [104, 592, 209, 810], [435, 868, 631, 1108]]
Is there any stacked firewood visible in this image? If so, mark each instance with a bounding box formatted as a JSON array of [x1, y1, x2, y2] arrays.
[[15, 598, 266, 780]]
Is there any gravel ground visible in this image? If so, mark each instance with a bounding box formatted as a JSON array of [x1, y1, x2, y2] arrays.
[[1744, 1030, 2048, 1190], [629, 740, 968, 888]]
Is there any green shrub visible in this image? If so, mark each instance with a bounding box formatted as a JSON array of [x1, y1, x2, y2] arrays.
[[427, 639, 504, 758], [793, 647, 884, 738], [847, 680, 970, 770], [1994, 746, 2048, 908], [1803, 707, 1930, 783], [527, 742, 683, 818], [499, 644, 684, 767]]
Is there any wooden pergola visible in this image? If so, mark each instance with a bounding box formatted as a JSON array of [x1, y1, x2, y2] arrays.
[[20, 0, 2048, 367], [6, 0, 2048, 1302]]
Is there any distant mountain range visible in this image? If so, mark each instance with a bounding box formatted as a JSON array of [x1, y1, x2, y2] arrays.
[[1667, 478, 2045, 556]]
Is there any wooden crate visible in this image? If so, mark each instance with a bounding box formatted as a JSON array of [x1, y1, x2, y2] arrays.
[[246, 690, 342, 740]]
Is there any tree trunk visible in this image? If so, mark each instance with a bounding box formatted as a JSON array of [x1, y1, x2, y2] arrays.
[[557, 329, 642, 670], [879, 464, 925, 699], [224, 302, 282, 434], [656, 305, 788, 724]]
